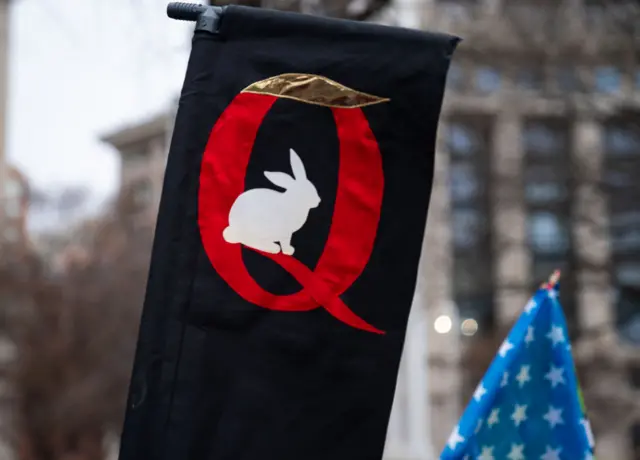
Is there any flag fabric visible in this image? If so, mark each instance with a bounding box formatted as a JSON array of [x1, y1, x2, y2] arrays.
[[118, 6, 459, 460], [441, 281, 596, 460]]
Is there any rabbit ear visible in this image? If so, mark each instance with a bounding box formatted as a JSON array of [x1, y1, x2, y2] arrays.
[[289, 148, 307, 180], [264, 171, 295, 190]]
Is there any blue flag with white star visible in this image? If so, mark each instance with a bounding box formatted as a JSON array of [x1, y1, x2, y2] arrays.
[[440, 278, 596, 460]]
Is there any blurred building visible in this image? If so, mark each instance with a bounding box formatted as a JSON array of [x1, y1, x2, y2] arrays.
[[385, 1, 640, 459], [103, 1, 640, 459], [101, 111, 174, 224]]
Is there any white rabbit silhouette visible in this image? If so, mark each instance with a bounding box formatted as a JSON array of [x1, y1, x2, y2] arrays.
[[223, 148, 321, 255]]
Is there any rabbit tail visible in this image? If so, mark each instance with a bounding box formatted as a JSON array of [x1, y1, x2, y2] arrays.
[[223, 226, 240, 244]]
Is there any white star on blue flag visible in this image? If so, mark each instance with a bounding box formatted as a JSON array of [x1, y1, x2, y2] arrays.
[[440, 279, 595, 460]]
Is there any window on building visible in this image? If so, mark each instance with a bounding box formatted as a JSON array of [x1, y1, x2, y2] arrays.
[[526, 212, 572, 286], [437, 0, 479, 20], [448, 124, 479, 155], [523, 123, 565, 154], [452, 208, 484, 249], [609, 212, 640, 254], [584, 0, 605, 26], [516, 67, 544, 91], [555, 66, 579, 93], [629, 364, 640, 389], [603, 168, 634, 191], [450, 163, 479, 203], [523, 119, 577, 334], [584, 0, 631, 30], [528, 212, 570, 254], [604, 118, 640, 345], [525, 165, 568, 204], [615, 263, 640, 287], [447, 117, 495, 335], [605, 125, 640, 156], [475, 67, 501, 94], [447, 61, 465, 92], [594, 66, 621, 94], [616, 290, 640, 344]]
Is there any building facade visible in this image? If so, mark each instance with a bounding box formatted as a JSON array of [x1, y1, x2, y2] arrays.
[[101, 111, 175, 223], [381, 1, 640, 459], [104, 1, 640, 458]]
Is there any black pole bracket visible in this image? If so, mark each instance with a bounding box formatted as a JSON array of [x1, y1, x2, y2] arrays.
[[167, 3, 224, 34]]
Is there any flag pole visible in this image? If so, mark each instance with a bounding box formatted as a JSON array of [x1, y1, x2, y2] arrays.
[[541, 269, 561, 289], [167, 2, 224, 34]]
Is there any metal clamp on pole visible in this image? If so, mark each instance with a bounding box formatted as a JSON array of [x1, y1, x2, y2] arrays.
[[167, 2, 224, 34]]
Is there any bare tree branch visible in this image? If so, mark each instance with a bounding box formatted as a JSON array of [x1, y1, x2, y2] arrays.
[[0, 189, 153, 460]]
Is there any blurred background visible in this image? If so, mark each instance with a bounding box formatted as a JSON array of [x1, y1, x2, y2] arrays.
[[0, 0, 638, 459]]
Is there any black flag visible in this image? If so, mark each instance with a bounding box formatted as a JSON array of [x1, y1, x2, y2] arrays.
[[119, 5, 458, 460]]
